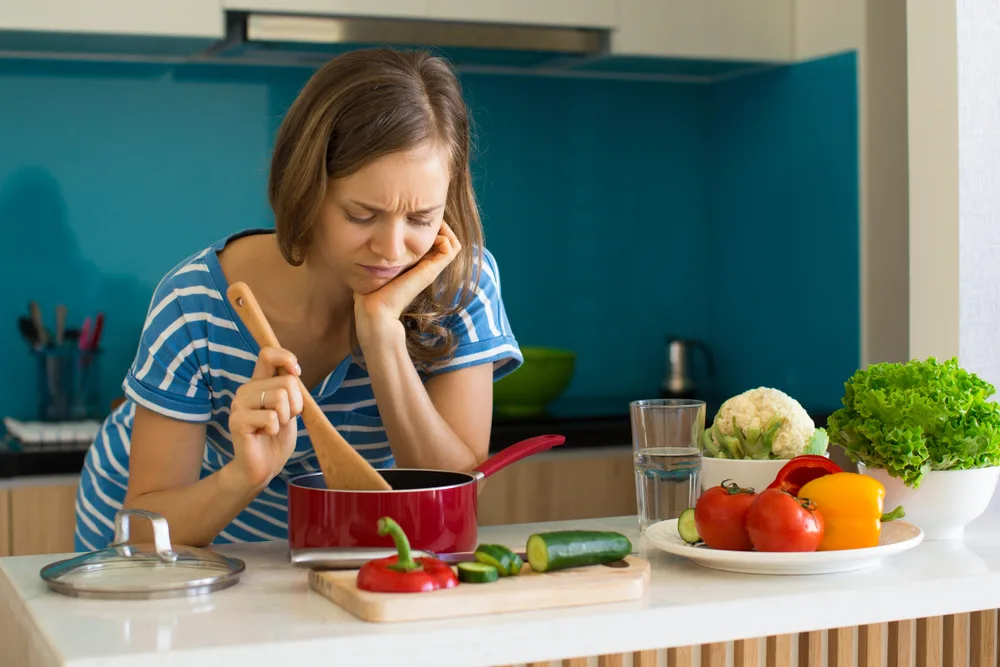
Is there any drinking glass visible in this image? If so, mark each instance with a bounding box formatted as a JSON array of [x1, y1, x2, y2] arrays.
[[630, 399, 706, 533]]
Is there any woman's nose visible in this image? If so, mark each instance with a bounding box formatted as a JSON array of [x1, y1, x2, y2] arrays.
[[370, 221, 407, 262]]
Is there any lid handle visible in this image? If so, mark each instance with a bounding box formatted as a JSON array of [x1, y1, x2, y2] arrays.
[[111, 509, 178, 563]]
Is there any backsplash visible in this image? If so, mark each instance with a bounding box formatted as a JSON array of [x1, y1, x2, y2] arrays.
[[0, 52, 858, 422]]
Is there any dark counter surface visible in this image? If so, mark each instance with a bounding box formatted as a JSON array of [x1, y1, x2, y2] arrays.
[[0, 396, 834, 479]]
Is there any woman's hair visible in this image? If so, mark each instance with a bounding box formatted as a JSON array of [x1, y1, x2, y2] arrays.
[[268, 47, 483, 370]]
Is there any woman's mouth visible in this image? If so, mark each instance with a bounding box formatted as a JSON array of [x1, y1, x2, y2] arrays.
[[362, 264, 405, 279]]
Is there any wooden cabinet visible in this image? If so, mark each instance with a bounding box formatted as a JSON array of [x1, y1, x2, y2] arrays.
[[0, 490, 9, 558], [0, 0, 222, 38], [0, 0, 861, 66], [478, 447, 637, 526], [427, 0, 617, 29], [613, 0, 794, 61], [612, 0, 863, 63], [0, 478, 78, 557], [220, 0, 427, 19]]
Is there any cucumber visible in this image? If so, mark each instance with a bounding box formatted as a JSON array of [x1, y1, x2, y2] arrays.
[[677, 508, 701, 544], [525, 530, 632, 573], [508, 550, 524, 575], [474, 544, 521, 576], [457, 562, 499, 583]]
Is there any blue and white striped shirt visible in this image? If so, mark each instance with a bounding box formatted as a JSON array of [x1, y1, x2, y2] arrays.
[[74, 228, 522, 551]]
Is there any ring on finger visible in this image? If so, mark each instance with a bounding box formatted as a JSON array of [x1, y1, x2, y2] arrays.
[[259, 390, 267, 410]]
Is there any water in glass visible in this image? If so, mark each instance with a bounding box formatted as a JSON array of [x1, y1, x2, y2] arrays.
[[634, 445, 702, 532]]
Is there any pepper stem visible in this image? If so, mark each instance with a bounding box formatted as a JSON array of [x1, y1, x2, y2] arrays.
[[881, 505, 906, 523], [378, 517, 423, 572]]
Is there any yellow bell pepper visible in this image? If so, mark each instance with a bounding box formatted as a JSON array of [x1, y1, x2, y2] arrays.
[[797, 472, 905, 551]]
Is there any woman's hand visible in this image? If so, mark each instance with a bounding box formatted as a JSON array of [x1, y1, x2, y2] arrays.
[[228, 346, 304, 488], [354, 221, 462, 341]]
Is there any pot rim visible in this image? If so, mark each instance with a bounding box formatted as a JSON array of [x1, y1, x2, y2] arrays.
[[286, 469, 484, 494]]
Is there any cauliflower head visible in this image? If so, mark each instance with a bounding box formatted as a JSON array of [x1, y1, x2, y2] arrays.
[[701, 387, 828, 460]]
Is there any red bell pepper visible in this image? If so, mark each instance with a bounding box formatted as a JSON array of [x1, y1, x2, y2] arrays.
[[767, 455, 844, 496], [356, 517, 458, 594]]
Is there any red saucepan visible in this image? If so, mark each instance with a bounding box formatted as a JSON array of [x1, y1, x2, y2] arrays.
[[287, 433, 566, 554]]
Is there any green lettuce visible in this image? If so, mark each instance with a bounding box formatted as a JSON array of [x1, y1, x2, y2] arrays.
[[827, 356, 1000, 488]]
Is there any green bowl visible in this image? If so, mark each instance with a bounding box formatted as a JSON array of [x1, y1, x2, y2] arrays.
[[493, 347, 576, 417]]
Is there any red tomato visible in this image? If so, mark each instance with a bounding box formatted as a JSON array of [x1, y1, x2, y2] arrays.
[[746, 489, 825, 552], [693, 480, 757, 551]]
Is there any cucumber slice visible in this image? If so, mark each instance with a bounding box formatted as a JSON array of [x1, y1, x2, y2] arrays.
[[508, 550, 524, 575], [474, 544, 518, 576], [677, 508, 701, 544], [457, 562, 499, 583], [525, 530, 632, 573]]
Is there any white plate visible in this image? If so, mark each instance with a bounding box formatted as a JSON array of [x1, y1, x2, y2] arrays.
[[643, 519, 924, 575]]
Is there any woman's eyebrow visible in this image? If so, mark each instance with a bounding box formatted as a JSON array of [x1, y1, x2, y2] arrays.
[[348, 200, 445, 215]]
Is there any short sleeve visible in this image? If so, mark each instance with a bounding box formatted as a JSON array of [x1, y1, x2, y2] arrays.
[[427, 248, 523, 380], [122, 265, 214, 422]]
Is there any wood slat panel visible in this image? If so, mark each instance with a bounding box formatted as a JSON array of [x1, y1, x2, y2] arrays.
[[890, 619, 916, 667], [702, 643, 726, 667], [563, 659, 588, 667], [735, 639, 759, 667], [799, 631, 824, 667], [859, 624, 884, 667], [829, 626, 854, 667], [918, 616, 945, 667], [666, 646, 692, 667], [527, 663, 551, 667], [767, 635, 793, 667], [944, 614, 970, 667], [633, 651, 658, 667], [598, 655, 624, 667], [970, 609, 998, 667]]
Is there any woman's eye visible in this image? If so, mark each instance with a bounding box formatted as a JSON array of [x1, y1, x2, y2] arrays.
[[409, 217, 434, 227], [346, 213, 374, 224]]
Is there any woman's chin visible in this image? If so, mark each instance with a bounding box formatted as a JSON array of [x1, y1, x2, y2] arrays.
[[351, 274, 392, 295]]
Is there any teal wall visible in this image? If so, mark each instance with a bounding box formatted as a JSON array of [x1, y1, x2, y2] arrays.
[[0, 52, 858, 422]]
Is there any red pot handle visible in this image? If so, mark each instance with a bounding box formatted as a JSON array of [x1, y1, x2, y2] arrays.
[[474, 434, 566, 479]]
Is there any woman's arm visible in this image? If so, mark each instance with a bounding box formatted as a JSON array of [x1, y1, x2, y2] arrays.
[[123, 407, 267, 546], [360, 318, 493, 470], [124, 347, 304, 547], [353, 225, 517, 471]]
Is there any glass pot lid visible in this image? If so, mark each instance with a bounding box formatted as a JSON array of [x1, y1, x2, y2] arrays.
[[40, 509, 246, 600]]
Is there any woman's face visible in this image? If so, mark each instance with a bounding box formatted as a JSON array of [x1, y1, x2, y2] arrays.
[[315, 142, 451, 295]]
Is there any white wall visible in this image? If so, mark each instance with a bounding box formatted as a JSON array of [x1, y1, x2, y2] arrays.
[[904, 0, 1000, 391], [956, 0, 1000, 387], [860, 0, 909, 367], [906, 0, 961, 363]]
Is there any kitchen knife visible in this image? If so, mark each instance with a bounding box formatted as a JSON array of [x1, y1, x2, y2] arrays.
[[289, 547, 527, 570]]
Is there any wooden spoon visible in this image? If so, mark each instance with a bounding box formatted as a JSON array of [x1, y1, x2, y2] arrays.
[[226, 281, 391, 491]]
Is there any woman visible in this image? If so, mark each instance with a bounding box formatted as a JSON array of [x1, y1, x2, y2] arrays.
[[74, 48, 522, 550]]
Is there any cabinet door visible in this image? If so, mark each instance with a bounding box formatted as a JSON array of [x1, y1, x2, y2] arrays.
[[428, 0, 617, 28], [613, 0, 794, 62], [0, 0, 222, 38], [0, 490, 9, 558], [478, 448, 637, 526], [221, 0, 428, 20], [10, 481, 79, 556]]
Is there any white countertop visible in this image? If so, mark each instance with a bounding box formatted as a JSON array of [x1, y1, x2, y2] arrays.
[[5, 510, 1000, 667]]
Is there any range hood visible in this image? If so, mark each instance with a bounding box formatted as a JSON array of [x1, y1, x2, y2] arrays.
[[202, 11, 611, 70]]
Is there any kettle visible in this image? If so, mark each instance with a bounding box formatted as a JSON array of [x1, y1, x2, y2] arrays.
[[661, 337, 715, 399]]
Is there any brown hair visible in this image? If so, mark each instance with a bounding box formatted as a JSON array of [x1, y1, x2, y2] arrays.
[[268, 47, 483, 370]]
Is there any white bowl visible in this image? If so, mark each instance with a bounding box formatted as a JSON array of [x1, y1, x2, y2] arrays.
[[859, 464, 1000, 541], [699, 457, 798, 495]]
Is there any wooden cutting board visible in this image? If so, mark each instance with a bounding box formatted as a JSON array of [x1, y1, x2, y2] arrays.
[[309, 556, 651, 623]]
